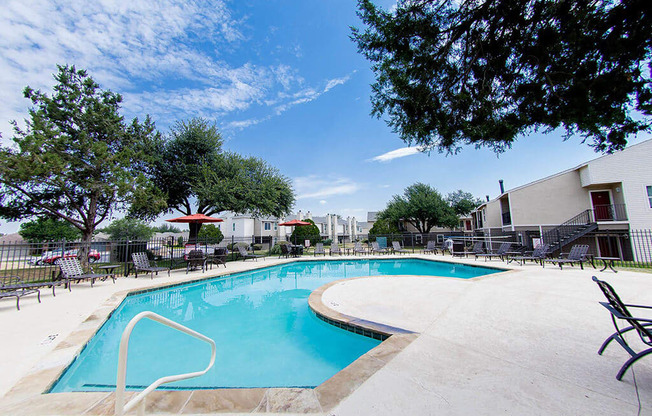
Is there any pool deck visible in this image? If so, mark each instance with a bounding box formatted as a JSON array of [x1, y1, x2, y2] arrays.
[[0, 254, 651, 415]]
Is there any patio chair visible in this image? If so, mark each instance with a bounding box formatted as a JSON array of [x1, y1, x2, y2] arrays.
[[392, 241, 410, 254], [371, 241, 390, 255], [208, 247, 227, 268], [237, 245, 264, 261], [186, 249, 207, 274], [131, 252, 170, 279], [451, 241, 466, 257], [468, 241, 485, 257], [475, 242, 512, 261], [56, 257, 108, 290], [423, 240, 438, 255], [510, 243, 550, 266], [593, 276, 652, 380], [279, 243, 291, 259], [354, 242, 367, 255], [542, 244, 590, 270], [330, 243, 342, 255], [314, 243, 326, 256], [0, 275, 41, 310]]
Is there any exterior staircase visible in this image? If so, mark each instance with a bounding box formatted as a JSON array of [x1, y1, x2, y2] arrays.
[[541, 209, 598, 253]]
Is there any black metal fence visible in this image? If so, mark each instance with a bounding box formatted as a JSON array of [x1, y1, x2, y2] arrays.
[[2, 229, 651, 283]]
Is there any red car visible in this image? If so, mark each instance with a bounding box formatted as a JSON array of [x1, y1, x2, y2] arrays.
[[40, 249, 101, 265]]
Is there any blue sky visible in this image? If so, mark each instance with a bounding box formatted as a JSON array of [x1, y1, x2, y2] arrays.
[[0, 0, 649, 234]]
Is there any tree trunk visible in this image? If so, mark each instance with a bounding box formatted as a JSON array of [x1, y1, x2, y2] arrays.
[[188, 223, 203, 244], [78, 229, 93, 270]]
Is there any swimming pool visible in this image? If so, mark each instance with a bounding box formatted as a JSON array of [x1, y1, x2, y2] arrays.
[[50, 259, 502, 392]]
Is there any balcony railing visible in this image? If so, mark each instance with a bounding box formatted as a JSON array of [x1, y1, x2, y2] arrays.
[[501, 212, 511, 225], [592, 204, 628, 222]]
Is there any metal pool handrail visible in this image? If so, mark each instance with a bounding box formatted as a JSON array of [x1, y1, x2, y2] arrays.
[[114, 311, 216, 416]]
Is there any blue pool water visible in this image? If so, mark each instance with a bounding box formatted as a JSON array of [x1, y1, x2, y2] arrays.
[[50, 259, 501, 392]]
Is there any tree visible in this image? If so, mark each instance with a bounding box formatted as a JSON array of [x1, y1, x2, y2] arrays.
[[0, 65, 166, 264], [102, 218, 156, 241], [352, 0, 652, 154], [19, 217, 81, 242], [379, 183, 458, 233], [446, 190, 483, 216], [197, 224, 224, 244], [369, 218, 399, 235], [151, 118, 295, 241], [154, 224, 182, 233], [290, 219, 321, 245]]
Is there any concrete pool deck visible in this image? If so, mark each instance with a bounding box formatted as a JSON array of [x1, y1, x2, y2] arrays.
[[0, 254, 651, 415]]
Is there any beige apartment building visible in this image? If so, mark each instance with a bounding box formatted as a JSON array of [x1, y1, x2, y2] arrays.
[[471, 139, 652, 260]]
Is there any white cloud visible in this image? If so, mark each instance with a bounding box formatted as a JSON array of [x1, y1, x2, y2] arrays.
[[370, 146, 424, 162], [294, 175, 360, 200], [0, 0, 346, 136], [319, 200, 327, 205]]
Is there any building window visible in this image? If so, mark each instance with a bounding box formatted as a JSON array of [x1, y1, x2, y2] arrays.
[[274, 223, 277, 230], [264, 222, 271, 231], [648, 186, 652, 208], [232, 223, 236, 231]]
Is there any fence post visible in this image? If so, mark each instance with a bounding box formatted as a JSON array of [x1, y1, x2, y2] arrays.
[[411, 234, 415, 253]]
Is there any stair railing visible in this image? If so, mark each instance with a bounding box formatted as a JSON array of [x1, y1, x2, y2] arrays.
[[541, 209, 594, 251], [114, 311, 216, 416]]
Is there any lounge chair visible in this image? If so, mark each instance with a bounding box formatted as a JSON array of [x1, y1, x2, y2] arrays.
[[371, 241, 390, 255], [593, 276, 652, 380], [237, 245, 264, 261], [354, 242, 367, 255], [451, 241, 466, 257], [131, 252, 170, 279], [314, 243, 326, 256], [185, 249, 207, 274], [543, 244, 590, 269], [1, 276, 41, 310], [509, 243, 550, 266], [392, 241, 409, 254], [329, 243, 341, 255], [57, 257, 108, 290], [475, 242, 512, 261], [468, 241, 485, 257], [423, 240, 438, 255]]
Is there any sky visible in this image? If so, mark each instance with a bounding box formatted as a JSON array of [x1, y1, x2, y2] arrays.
[[0, 0, 650, 234]]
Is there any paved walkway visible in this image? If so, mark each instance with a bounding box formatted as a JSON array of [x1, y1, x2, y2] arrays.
[[0, 255, 650, 415]]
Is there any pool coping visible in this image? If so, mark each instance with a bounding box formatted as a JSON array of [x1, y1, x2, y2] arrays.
[[0, 255, 512, 415]]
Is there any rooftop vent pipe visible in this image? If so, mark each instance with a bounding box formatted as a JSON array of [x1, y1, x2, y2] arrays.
[[486, 195, 490, 202], [499, 179, 504, 194]]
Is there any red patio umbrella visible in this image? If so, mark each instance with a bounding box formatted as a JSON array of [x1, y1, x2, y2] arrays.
[[278, 219, 312, 246], [166, 213, 223, 242]]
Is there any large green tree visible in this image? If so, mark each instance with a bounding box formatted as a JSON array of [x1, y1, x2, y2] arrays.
[[352, 0, 652, 153], [151, 118, 295, 241], [0, 65, 166, 264], [446, 190, 483, 216], [19, 217, 81, 242], [379, 183, 458, 233], [289, 218, 321, 245], [369, 218, 399, 235], [101, 218, 156, 241]]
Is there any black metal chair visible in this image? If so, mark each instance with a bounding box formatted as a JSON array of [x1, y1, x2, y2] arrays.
[[510, 243, 550, 265], [593, 276, 652, 380], [423, 240, 438, 255], [57, 257, 108, 290], [475, 242, 512, 261], [279, 243, 291, 259], [237, 245, 264, 261], [131, 252, 170, 279], [543, 244, 590, 269], [0, 276, 41, 310], [185, 249, 207, 274]]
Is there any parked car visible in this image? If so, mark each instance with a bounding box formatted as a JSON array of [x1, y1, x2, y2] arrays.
[[31, 249, 101, 265]]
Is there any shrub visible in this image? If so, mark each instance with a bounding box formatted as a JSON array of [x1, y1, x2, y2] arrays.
[[322, 239, 333, 246], [227, 242, 249, 251]]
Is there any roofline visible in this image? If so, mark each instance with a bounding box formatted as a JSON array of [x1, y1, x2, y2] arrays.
[[484, 138, 651, 204]]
